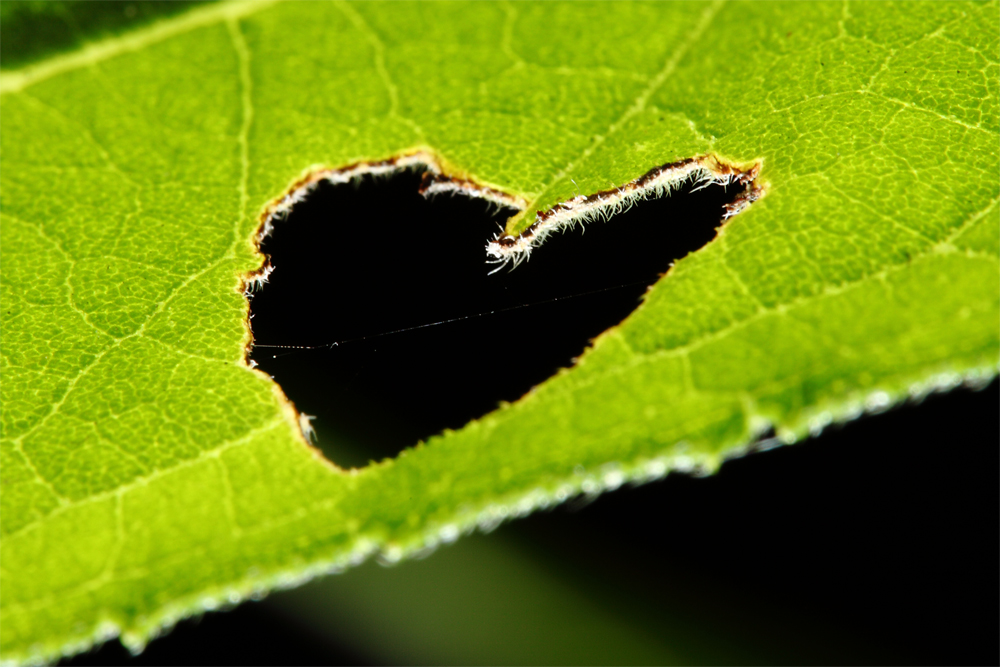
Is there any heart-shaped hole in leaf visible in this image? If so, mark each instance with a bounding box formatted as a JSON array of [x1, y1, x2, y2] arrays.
[[249, 167, 752, 468]]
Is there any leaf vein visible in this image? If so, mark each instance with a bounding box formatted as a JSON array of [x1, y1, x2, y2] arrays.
[[526, 0, 726, 210], [2, 417, 289, 544]]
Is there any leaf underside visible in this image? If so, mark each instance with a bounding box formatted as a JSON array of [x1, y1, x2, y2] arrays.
[[1, 1, 997, 663]]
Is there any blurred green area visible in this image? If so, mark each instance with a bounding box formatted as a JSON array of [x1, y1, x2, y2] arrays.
[[0, 0, 206, 69], [269, 533, 681, 665], [264, 528, 870, 666]]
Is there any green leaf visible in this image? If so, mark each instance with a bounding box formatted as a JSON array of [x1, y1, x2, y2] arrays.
[[1, 1, 997, 663]]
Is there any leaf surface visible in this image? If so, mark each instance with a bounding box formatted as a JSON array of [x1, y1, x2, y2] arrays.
[[1, 1, 997, 662]]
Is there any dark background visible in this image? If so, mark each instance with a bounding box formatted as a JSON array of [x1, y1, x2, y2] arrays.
[[65, 171, 999, 665]]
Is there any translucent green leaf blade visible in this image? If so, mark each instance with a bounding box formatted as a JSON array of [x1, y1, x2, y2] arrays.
[[1, 1, 997, 663]]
